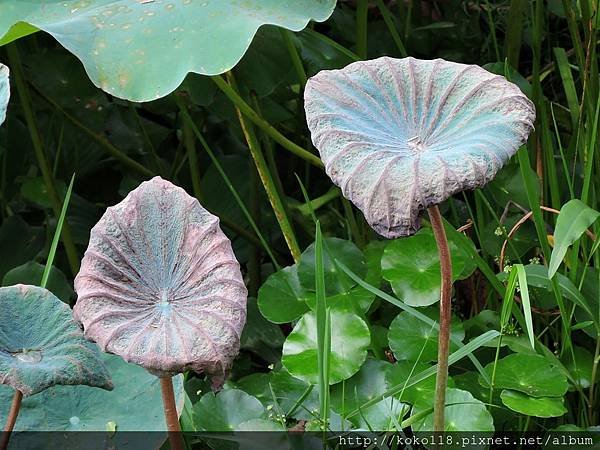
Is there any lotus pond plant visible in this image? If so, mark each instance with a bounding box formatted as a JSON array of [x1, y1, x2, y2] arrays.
[[73, 176, 248, 449], [0, 63, 7, 124], [0, 285, 112, 448], [304, 56, 536, 431]]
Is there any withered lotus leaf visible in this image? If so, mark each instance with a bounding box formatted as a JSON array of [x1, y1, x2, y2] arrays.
[[0, 285, 112, 396], [0, 63, 8, 125], [304, 57, 536, 238], [74, 177, 247, 387]]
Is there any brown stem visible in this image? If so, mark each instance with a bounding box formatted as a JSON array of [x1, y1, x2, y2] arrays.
[[1, 390, 23, 450], [159, 377, 184, 450], [427, 205, 453, 433]]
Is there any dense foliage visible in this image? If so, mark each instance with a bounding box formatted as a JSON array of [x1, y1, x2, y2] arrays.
[[0, 0, 599, 442]]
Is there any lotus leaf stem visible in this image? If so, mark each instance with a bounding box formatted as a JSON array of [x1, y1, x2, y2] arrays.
[[427, 205, 453, 433], [160, 377, 184, 450], [1, 390, 23, 450]]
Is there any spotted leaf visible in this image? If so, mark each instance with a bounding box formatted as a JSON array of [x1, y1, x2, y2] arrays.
[[0, 0, 336, 101]]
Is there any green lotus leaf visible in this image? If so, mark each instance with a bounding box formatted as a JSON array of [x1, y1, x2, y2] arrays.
[[479, 353, 569, 398], [0, 353, 184, 447], [282, 310, 370, 384], [500, 390, 567, 418], [0, 63, 8, 125], [412, 388, 494, 433], [381, 227, 468, 306], [0, 285, 112, 396], [388, 307, 464, 362], [385, 360, 456, 405], [0, 1, 336, 101]]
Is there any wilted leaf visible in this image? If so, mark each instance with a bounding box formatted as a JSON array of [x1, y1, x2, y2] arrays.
[[74, 177, 247, 387], [304, 57, 535, 237]]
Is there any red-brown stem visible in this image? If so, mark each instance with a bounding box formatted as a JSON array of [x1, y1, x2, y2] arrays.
[[428, 205, 453, 433], [159, 377, 184, 450], [1, 390, 23, 450]]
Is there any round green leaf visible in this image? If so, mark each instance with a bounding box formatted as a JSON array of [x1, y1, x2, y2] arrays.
[[0, 285, 112, 396], [500, 390, 567, 418], [381, 228, 467, 306], [331, 359, 407, 430], [3, 262, 74, 304], [388, 308, 464, 362], [194, 389, 265, 431], [479, 353, 569, 397], [0, 352, 184, 432], [564, 346, 596, 389], [0, 1, 336, 101], [282, 310, 370, 384], [385, 361, 455, 405], [257, 266, 310, 324], [297, 237, 367, 296], [412, 388, 494, 432]]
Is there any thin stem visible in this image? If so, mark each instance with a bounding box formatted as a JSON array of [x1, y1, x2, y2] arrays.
[[427, 205, 453, 433], [1, 390, 23, 450], [211, 75, 323, 168], [227, 73, 302, 263], [159, 377, 184, 450], [356, 0, 369, 59], [7, 44, 80, 277]]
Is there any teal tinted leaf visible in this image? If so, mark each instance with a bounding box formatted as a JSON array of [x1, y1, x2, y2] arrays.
[[500, 390, 567, 418], [381, 228, 467, 306], [282, 310, 370, 384], [194, 389, 265, 431], [0, 1, 336, 101], [0, 285, 111, 396], [549, 199, 600, 278], [479, 353, 569, 397], [388, 308, 464, 362], [483, 62, 533, 98], [0, 352, 184, 438], [305, 57, 535, 238], [0, 63, 7, 125], [74, 177, 247, 386], [412, 388, 494, 432], [257, 266, 310, 324], [3, 262, 74, 304], [297, 237, 367, 295]]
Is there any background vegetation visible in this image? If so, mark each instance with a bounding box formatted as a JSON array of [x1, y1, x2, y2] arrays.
[[0, 0, 599, 437]]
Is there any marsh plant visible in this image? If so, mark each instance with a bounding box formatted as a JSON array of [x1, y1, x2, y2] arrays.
[[304, 56, 536, 430], [0, 0, 599, 446]]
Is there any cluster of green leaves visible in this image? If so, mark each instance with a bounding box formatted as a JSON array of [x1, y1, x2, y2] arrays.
[[0, 0, 598, 441]]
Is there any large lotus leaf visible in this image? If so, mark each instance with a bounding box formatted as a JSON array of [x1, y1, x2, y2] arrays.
[[0, 353, 184, 448], [0, 1, 336, 102], [304, 57, 536, 238], [73, 176, 247, 386], [0, 285, 112, 396], [0, 63, 8, 125]]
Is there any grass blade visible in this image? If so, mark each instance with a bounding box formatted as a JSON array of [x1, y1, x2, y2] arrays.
[[41, 174, 75, 289], [515, 264, 535, 349]]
